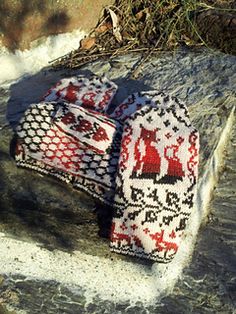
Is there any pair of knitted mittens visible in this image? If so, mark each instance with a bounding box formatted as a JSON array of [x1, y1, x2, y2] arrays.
[[14, 75, 121, 204], [110, 91, 199, 262], [13, 76, 199, 263]]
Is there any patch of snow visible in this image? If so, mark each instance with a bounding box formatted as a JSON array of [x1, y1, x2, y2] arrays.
[[0, 28, 85, 86]]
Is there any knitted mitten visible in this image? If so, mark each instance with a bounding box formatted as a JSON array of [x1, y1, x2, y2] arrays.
[[13, 102, 71, 180], [52, 103, 122, 203], [72, 128, 122, 204], [14, 102, 122, 204], [42, 75, 117, 113], [110, 96, 199, 262], [110, 91, 189, 122]]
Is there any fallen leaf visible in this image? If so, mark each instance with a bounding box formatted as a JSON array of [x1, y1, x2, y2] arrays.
[[95, 22, 112, 34], [135, 8, 150, 21], [135, 10, 143, 20], [108, 8, 122, 43], [80, 37, 96, 50]]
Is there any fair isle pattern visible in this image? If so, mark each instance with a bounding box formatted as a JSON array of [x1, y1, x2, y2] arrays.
[[53, 103, 118, 154], [13, 79, 200, 262], [110, 91, 190, 123], [73, 129, 122, 204], [42, 75, 117, 113], [110, 104, 199, 263], [15, 102, 57, 151], [14, 101, 122, 204]]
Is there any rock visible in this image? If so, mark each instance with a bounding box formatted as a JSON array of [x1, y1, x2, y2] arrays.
[[0, 49, 235, 311]]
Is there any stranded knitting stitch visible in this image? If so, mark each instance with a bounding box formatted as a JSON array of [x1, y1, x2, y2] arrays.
[[14, 101, 122, 204], [110, 91, 191, 123], [110, 96, 199, 263], [12, 76, 199, 263], [42, 75, 117, 113]]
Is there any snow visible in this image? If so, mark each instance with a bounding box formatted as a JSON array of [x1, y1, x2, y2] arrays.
[[0, 28, 85, 86]]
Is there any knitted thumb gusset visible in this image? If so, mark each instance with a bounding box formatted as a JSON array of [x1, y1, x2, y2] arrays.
[[110, 95, 199, 263]]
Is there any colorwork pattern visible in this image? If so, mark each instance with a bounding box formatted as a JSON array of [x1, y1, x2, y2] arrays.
[[15, 101, 122, 204], [110, 103, 199, 262], [42, 75, 117, 113], [13, 75, 199, 263]]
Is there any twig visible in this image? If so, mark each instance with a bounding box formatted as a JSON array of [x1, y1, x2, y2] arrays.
[[52, 45, 164, 71], [0, 123, 10, 131], [129, 40, 162, 79]]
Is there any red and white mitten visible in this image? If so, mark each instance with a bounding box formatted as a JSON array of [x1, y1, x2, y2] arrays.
[[110, 91, 191, 123], [14, 102, 122, 204], [110, 94, 199, 263], [51, 103, 122, 203], [14, 102, 72, 181], [42, 75, 117, 113]]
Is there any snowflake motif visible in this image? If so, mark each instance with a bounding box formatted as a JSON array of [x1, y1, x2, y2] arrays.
[[120, 223, 128, 231], [169, 230, 176, 239], [165, 132, 172, 139], [143, 228, 150, 234], [130, 224, 138, 231]]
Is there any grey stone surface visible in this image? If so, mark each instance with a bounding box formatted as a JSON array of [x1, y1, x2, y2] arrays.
[[1, 49, 235, 257], [84, 49, 236, 107], [0, 125, 235, 313], [0, 49, 235, 313]]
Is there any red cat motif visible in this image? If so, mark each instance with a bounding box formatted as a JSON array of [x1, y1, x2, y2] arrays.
[[132, 126, 161, 179]]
